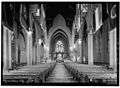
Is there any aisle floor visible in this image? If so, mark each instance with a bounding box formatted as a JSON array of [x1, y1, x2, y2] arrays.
[[46, 62, 77, 83]]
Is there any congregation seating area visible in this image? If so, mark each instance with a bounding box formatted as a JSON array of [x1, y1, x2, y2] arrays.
[[64, 62, 117, 85], [2, 62, 56, 84]]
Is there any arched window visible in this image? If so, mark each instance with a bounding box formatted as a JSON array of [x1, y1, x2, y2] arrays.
[[55, 41, 64, 53]]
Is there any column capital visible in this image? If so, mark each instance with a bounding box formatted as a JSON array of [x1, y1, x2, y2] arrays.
[[88, 28, 93, 34], [27, 30, 33, 35]]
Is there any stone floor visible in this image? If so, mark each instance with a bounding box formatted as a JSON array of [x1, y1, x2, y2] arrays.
[[46, 62, 77, 83]]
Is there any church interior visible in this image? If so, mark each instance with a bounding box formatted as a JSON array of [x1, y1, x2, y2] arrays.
[[1, 2, 118, 85]]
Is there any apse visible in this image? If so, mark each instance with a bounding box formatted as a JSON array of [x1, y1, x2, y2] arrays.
[[49, 29, 70, 60]]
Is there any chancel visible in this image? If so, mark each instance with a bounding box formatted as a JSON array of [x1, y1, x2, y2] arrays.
[[1, 2, 118, 86]]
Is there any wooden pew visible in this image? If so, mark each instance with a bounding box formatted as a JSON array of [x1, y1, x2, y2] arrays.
[[64, 62, 117, 85], [3, 74, 40, 83], [3, 62, 56, 84]]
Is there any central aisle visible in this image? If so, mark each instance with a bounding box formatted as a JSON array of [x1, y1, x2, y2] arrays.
[[46, 62, 77, 83]]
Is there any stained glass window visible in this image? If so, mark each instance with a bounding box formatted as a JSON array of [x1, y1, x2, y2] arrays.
[[55, 41, 64, 53]]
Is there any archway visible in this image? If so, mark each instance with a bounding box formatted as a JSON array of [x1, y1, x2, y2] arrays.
[[55, 40, 64, 60], [49, 28, 70, 60], [18, 31, 27, 64], [48, 14, 72, 60]]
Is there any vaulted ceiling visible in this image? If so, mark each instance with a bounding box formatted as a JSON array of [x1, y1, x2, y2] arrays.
[[2, 2, 76, 32], [45, 3, 76, 32]]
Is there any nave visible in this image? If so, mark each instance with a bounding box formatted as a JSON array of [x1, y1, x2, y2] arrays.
[[3, 60, 117, 85], [46, 62, 77, 83], [1, 2, 118, 86]]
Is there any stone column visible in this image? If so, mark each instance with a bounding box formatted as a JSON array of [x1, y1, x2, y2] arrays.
[[8, 31, 12, 69], [26, 33, 30, 65], [39, 45, 41, 62], [79, 43, 82, 63], [72, 27, 75, 47], [45, 31, 49, 59], [37, 43, 39, 63], [3, 26, 7, 70], [3, 26, 13, 70], [15, 39, 18, 63], [109, 28, 117, 71], [39, 45, 44, 62], [88, 30, 93, 65], [34, 44, 37, 64], [72, 28, 75, 62], [26, 31, 32, 66], [37, 43, 41, 63], [46, 46, 49, 60], [13, 21, 18, 63], [87, 4, 94, 65], [32, 46, 34, 64], [29, 33, 33, 65], [44, 44, 49, 60], [35, 44, 37, 64]]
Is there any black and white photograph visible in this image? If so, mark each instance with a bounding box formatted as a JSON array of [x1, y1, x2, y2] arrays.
[[1, 1, 119, 86]]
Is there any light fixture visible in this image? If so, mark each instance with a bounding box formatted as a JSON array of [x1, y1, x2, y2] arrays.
[[46, 46, 49, 51], [74, 44, 76, 49], [78, 39, 81, 44], [77, 15, 81, 32], [35, 9, 40, 16], [44, 44, 46, 48], [28, 31, 32, 35], [38, 39, 42, 45], [11, 33, 14, 41], [70, 46, 73, 51]]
